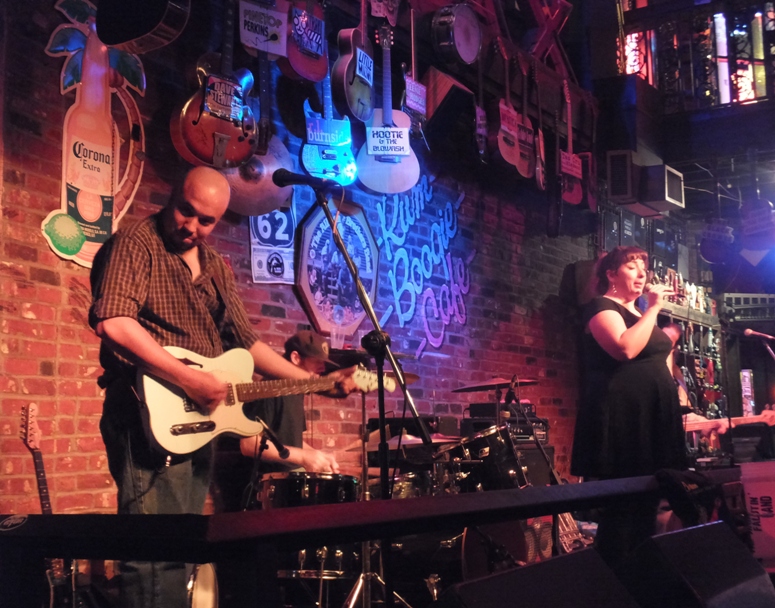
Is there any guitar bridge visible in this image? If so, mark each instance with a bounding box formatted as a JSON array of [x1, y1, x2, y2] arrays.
[[375, 155, 400, 164], [170, 421, 216, 436]]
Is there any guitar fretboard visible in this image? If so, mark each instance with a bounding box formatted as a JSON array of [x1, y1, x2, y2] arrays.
[[32, 450, 53, 516], [236, 377, 336, 403]]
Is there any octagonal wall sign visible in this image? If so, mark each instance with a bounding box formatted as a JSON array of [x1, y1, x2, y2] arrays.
[[295, 199, 380, 337]]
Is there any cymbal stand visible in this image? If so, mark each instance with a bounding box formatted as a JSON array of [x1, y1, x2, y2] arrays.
[[309, 186, 429, 607]]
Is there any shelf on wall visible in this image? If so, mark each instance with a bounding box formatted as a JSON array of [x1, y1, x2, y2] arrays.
[[658, 300, 719, 328]]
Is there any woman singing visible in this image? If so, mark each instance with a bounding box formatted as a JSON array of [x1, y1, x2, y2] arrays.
[[571, 246, 688, 564]]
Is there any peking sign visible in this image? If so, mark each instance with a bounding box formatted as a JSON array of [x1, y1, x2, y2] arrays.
[[377, 176, 475, 358]]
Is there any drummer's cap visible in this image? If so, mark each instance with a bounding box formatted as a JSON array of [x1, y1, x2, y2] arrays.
[[284, 330, 340, 369]]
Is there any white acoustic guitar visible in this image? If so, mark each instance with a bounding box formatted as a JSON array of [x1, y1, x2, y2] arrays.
[[138, 346, 396, 455]]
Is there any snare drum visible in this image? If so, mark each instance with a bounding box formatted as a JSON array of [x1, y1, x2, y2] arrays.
[[258, 472, 360, 509], [437, 426, 529, 491], [431, 4, 482, 65], [188, 563, 218, 608], [258, 472, 360, 580]]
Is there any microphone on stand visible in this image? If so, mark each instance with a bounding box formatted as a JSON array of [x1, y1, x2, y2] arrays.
[[743, 328, 775, 341], [253, 414, 290, 459], [272, 169, 342, 191]]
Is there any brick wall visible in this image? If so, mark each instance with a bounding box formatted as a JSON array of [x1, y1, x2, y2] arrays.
[[0, 0, 592, 515]]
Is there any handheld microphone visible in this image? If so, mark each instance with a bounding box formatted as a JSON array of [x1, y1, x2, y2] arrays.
[[272, 169, 342, 191], [744, 328, 775, 341]]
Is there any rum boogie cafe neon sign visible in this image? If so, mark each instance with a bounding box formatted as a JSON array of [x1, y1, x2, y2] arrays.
[[377, 176, 475, 358]]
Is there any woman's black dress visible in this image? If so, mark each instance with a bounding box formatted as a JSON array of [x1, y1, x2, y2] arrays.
[[571, 296, 687, 479]]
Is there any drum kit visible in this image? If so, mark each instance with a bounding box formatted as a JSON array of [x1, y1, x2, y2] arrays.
[[202, 375, 551, 608]]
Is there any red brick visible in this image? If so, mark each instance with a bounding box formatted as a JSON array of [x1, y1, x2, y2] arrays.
[[58, 400, 77, 416], [5, 359, 38, 376], [21, 378, 56, 395], [54, 455, 88, 473], [79, 400, 104, 416], [0, 376, 20, 393], [58, 381, 96, 398], [76, 437, 106, 453], [21, 340, 57, 358], [59, 344, 84, 359], [53, 476, 77, 493], [77, 419, 100, 435], [37, 287, 63, 304], [58, 362, 78, 377], [57, 418, 75, 435], [56, 493, 95, 513], [77, 473, 114, 490]]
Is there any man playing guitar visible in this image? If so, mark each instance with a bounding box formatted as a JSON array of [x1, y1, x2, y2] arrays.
[[89, 166, 357, 608]]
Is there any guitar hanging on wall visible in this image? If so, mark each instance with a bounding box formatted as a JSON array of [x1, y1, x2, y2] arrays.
[[20, 404, 78, 608], [515, 53, 536, 179], [560, 80, 582, 205], [277, 0, 328, 82], [356, 26, 420, 194], [170, 0, 257, 168], [474, 51, 488, 164], [331, 0, 375, 123], [487, 38, 523, 173], [221, 48, 294, 216], [301, 55, 358, 186], [532, 58, 546, 191]]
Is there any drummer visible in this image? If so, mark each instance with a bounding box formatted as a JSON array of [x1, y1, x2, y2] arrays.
[[239, 330, 346, 474]]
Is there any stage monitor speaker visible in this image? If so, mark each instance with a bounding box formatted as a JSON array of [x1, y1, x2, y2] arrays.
[[617, 521, 775, 608], [434, 548, 639, 608]]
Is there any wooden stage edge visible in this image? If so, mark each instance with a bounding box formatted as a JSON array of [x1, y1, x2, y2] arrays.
[[0, 468, 740, 564]]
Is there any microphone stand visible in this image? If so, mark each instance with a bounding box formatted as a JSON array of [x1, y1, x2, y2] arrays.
[[310, 187, 428, 608]]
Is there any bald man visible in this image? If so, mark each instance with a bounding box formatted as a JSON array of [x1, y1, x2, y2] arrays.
[[89, 167, 347, 607]]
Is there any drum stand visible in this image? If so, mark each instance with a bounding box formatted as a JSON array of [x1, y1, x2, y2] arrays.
[[340, 393, 414, 608]]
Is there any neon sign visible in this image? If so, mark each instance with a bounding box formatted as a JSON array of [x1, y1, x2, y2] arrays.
[[377, 176, 475, 357]]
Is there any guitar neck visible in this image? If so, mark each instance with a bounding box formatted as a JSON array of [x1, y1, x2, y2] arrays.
[[220, 0, 236, 75], [564, 83, 573, 156], [358, 0, 367, 39], [503, 53, 511, 108], [382, 35, 393, 126], [32, 450, 53, 516], [236, 376, 336, 402], [410, 8, 418, 81], [322, 69, 334, 121]]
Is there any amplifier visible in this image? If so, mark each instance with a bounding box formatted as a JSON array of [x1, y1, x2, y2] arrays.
[[460, 417, 550, 445], [367, 416, 459, 438]]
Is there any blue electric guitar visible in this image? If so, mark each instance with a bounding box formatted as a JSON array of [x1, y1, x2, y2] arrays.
[[300, 60, 357, 186]]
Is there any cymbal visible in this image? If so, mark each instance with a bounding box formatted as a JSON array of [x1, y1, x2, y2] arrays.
[[452, 377, 539, 393], [384, 371, 420, 385], [344, 433, 461, 452]]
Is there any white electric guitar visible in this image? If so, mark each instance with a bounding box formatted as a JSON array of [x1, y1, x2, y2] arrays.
[[138, 346, 396, 455]]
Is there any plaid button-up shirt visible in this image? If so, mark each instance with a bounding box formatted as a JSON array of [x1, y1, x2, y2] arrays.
[[89, 213, 257, 384]]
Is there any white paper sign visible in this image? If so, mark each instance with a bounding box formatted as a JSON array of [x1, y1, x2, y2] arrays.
[[355, 47, 374, 87], [251, 246, 295, 283], [240, 0, 288, 56], [250, 207, 296, 284], [366, 126, 410, 156]]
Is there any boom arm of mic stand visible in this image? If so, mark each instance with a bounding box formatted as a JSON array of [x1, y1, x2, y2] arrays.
[[312, 188, 433, 446]]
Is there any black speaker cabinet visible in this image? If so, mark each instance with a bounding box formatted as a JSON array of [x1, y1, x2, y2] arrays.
[[433, 548, 639, 608], [514, 445, 555, 488], [618, 521, 775, 608]]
